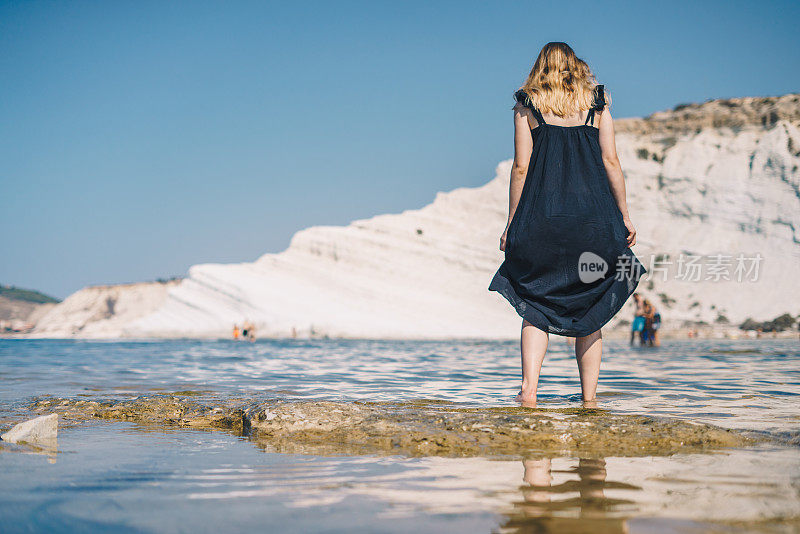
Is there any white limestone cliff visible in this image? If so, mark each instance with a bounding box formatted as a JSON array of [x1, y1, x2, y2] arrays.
[[29, 94, 800, 339], [30, 281, 180, 338]]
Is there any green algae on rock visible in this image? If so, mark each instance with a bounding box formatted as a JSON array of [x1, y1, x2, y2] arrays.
[[29, 396, 762, 458]]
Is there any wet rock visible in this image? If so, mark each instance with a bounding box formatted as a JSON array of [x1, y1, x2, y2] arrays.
[[1, 413, 58, 449], [207, 409, 250, 436], [29, 396, 767, 458]]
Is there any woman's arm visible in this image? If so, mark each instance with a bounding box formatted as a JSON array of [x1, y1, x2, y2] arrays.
[[597, 94, 637, 247], [501, 104, 534, 251]]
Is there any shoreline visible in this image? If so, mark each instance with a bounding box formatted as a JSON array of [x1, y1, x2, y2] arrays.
[[1, 328, 798, 341]]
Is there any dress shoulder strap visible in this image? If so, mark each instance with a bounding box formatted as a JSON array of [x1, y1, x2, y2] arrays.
[[584, 84, 606, 126], [514, 89, 546, 125], [593, 84, 606, 111]]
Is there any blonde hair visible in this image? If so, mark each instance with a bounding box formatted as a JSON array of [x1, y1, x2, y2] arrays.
[[519, 42, 599, 117]]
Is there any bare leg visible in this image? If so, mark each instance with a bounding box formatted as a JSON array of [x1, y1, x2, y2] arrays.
[[575, 329, 602, 404], [516, 318, 548, 407]]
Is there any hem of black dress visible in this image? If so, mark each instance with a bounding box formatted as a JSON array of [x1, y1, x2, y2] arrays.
[[488, 265, 643, 338]]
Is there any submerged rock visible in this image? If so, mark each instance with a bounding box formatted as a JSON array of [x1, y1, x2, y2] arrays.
[[1, 413, 58, 449], [30, 396, 765, 458]]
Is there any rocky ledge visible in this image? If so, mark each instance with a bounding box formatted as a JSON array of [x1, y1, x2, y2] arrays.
[[616, 92, 800, 135], [29, 395, 763, 458]]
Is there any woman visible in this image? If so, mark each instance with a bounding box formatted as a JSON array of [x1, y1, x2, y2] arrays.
[[488, 42, 646, 407]]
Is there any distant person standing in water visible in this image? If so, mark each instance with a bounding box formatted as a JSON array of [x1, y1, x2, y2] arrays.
[[630, 293, 645, 346], [233, 324, 240, 340], [643, 301, 661, 347], [241, 320, 256, 342], [652, 307, 661, 346], [488, 42, 646, 407], [641, 299, 656, 346]]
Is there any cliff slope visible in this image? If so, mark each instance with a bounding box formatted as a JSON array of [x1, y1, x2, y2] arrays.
[[31, 93, 800, 338]]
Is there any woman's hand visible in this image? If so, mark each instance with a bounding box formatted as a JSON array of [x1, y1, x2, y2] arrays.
[[500, 223, 510, 251], [623, 216, 637, 247]]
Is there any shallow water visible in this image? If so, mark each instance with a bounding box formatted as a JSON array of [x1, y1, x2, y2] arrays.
[[1, 338, 799, 532], [2, 338, 798, 434]]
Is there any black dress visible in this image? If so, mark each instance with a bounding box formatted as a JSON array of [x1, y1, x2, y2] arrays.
[[488, 86, 646, 337]]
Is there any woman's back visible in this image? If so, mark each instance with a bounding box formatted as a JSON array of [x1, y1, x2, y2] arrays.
[[514, 85, 606, 129], [487, 40, 645, 407], [489, 82, 644, 337], [539, 110, 591, 127]]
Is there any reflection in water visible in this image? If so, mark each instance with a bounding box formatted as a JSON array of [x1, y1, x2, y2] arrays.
[[0, 438, 58, 464], [502, 456, 634, 533], [1, 421, 799, 533]]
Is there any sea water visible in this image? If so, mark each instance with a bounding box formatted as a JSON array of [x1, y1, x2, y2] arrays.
[[0, 338, 798, 533]]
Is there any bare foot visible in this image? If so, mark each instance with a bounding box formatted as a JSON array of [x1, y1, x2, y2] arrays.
[[581, 398, 598, 409], [515, 389, 538, 408]]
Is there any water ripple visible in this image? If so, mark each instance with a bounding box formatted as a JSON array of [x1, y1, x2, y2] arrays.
[[1, 338, 798, 437]]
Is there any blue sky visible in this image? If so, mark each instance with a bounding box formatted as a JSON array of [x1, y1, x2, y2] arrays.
[[2, 1, 798, 299]]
